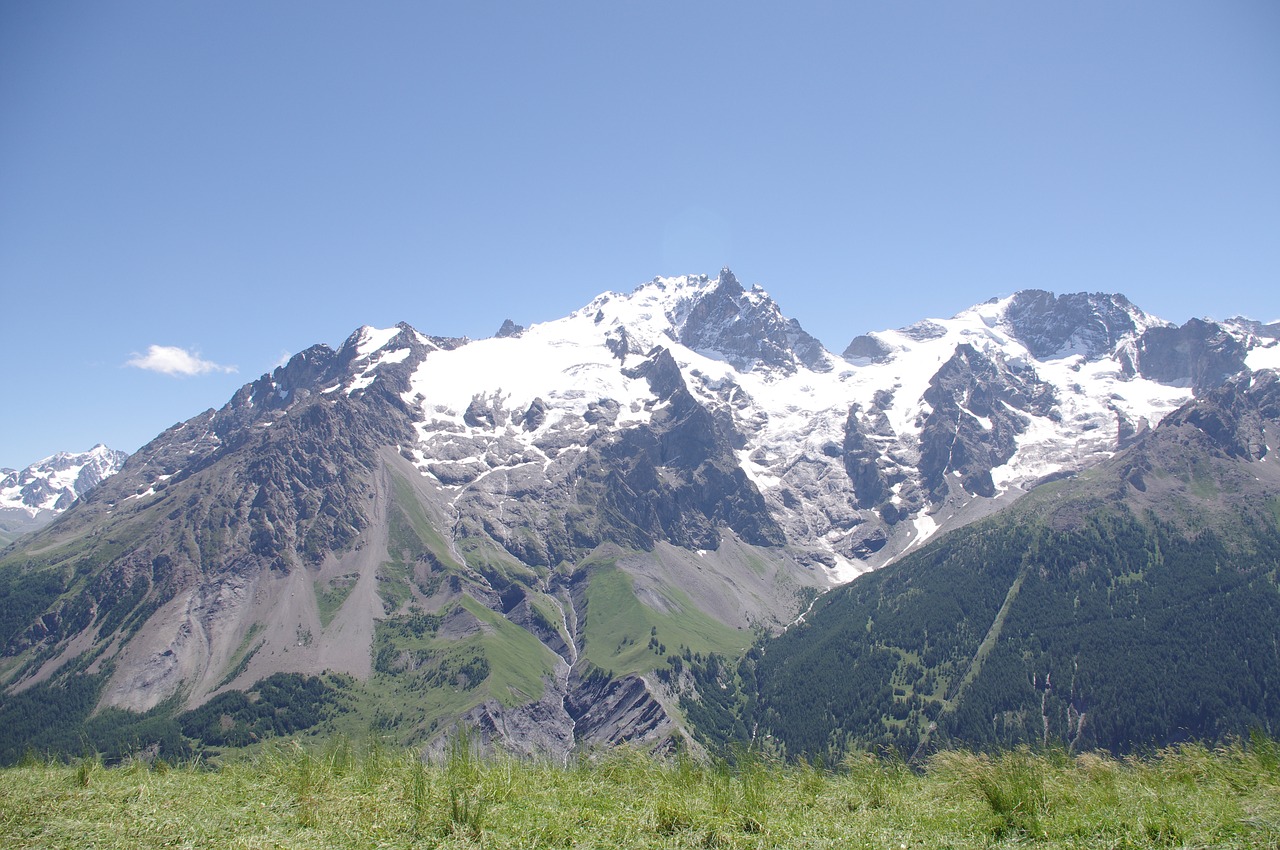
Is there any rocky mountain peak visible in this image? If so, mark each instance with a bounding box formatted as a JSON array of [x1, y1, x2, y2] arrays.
[[674, 268, 831, 374], [573, 269, 831, 375], [1223, 317, 1280, 343], [1135, 317, 1251, 394], [0, 443, 129, 529], [916, 343, 1058, 500], [495, 318, 525, 338], [1002, 289, 1155, 360]]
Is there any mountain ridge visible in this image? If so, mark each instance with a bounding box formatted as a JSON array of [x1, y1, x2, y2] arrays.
[[699, 369, 1280, 758], [0, 444, 128, 546], [2, 269, 1278, 761]]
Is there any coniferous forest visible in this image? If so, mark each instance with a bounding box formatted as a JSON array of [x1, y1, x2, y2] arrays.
[[686, 497, 1280, 761]]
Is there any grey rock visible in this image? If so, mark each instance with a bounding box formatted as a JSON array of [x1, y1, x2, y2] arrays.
[[917, 344, 1056, 500], [843, 334, 893, 361], [678, 268, 831, 373], [842, 404, 886, 507], [1136, 318, 1250, 393], [495, 318, 525, 338], [1004, 290, 1144, 359], [521, 397, 548, 431], [567, 670, 671, 748]]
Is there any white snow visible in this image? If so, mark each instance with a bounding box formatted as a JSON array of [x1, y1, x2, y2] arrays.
[[1, 444, 126, 517], [902, 514, 939, 553], [371, 347, 411, 368], [355, 325, 400, 358], [1247, 343, 1280, 372], [824, 554, 871, 584], [346, 345, 413, 395], [404, 330, 654, 434]]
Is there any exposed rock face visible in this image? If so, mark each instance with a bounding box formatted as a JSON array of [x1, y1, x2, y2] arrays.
[[567, 671, 672, 748], [1136, 318, 1250, 392], [1108, 368, 1280, 528], [1003, 290, 1147, 360], [842, 404, 886, 507], [842, 334, 893, 361], [459, 681, 575, 760], [917, 344, 1057, 499], [1158, 370, 1279, 462], [678, 269, 830, 373]]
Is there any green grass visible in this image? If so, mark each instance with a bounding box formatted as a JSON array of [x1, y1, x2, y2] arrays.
[[1188, 465, 1221, 500], [457, 597, 558, 706], [582, 566, 752, 675], [343, 598, 561, 746], [314, 576, 358, 628], [387, 472, 462, 571], [377, 558, 415, 613], [380, 472, 462, 615], [455, 533, 541, 586], [358, 618, 489, 743], [3, 738, 1279, 848]]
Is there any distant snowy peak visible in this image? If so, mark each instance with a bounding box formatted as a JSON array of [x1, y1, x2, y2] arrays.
[[844, 289, 1163, 365], [839, 288, 1272, 394], [151, 275, 1276, 576], [671, 268, 830, 373], [1223, 316, 1280, 344], [0, 444, 128, 518], [331, 268, 834, 393], [575, 268, 833, 374]]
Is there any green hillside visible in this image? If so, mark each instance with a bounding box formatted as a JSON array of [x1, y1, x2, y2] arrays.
[[739, 505, 1280, 759]]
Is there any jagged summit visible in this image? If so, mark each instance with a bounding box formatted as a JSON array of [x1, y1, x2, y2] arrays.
[[0, 443, 127, 518], [844, 289, 1161, 364], [495, 318, 525, 338], [675, 268, 830, 373], [1001, 289, 1160, 360], [0, 443, 128, 545], [567, 268, 832, 375]]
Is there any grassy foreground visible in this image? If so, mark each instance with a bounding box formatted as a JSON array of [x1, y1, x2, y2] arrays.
[[2, 738, 1279, 849]]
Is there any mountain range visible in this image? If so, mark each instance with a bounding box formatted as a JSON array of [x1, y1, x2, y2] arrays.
[[691, 368, 1280, 758], [0, 445, 128, 546], [2, 269, 1278, 762]]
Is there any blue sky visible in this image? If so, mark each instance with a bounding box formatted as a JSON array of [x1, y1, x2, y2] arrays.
[[2, 1, 1278, 469]]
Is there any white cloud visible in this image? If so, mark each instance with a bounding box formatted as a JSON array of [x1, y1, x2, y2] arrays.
[[273, 350, 292, 369], [126, 345, 237, 377]]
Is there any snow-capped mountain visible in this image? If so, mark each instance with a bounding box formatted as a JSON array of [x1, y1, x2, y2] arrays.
[[317, 272, 1271, 575], [0, 444, 128, 542], [740, 367, 1280, 758], [2, 269, 1277, 761]]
